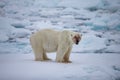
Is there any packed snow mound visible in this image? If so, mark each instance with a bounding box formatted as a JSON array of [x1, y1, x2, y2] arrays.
[[0, 17, 15, 42], [11, 28, 31, 38], [73, 33, 106, 53], [101, 0, 120, 12], [58, 0, 101, 9], [0, 17, 14, 33], [0, 34, 9, 42], [33, 0, 61, 7], [11, 20, 31, 28]]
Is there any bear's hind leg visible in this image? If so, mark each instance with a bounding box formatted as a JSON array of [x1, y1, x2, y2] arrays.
[[43, 52, 51, 60], [30, 38, 44, 61], [34, 48, 44, 61]]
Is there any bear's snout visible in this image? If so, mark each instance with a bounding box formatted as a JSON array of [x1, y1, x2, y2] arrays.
[[76, 40, 79, 45]]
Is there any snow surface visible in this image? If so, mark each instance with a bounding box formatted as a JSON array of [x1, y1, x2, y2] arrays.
[[0, 0, 120, 80], [0, 53, 120, 80]]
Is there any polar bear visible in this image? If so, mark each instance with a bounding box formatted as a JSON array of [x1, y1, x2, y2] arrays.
[[30, 29, 81, 63]]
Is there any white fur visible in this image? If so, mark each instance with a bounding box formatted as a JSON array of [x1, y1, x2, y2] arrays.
[[30, 29, 80, 63]]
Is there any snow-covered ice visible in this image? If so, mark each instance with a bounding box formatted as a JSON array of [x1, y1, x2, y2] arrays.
[[0, 53, 120, 80]]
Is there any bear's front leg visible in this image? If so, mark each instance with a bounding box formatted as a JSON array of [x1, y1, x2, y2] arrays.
[[63, 47, 72, 63], [56, 54, 65, 63], [56, 46, 68, 63]]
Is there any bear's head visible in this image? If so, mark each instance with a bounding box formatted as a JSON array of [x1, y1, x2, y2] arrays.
[[71, 32, 82, 45]]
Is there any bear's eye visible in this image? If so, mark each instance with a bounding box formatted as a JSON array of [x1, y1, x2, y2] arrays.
[[71, 34, 73, 36]]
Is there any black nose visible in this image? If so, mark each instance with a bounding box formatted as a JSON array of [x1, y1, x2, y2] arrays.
[[76, 40, 79, 45]]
